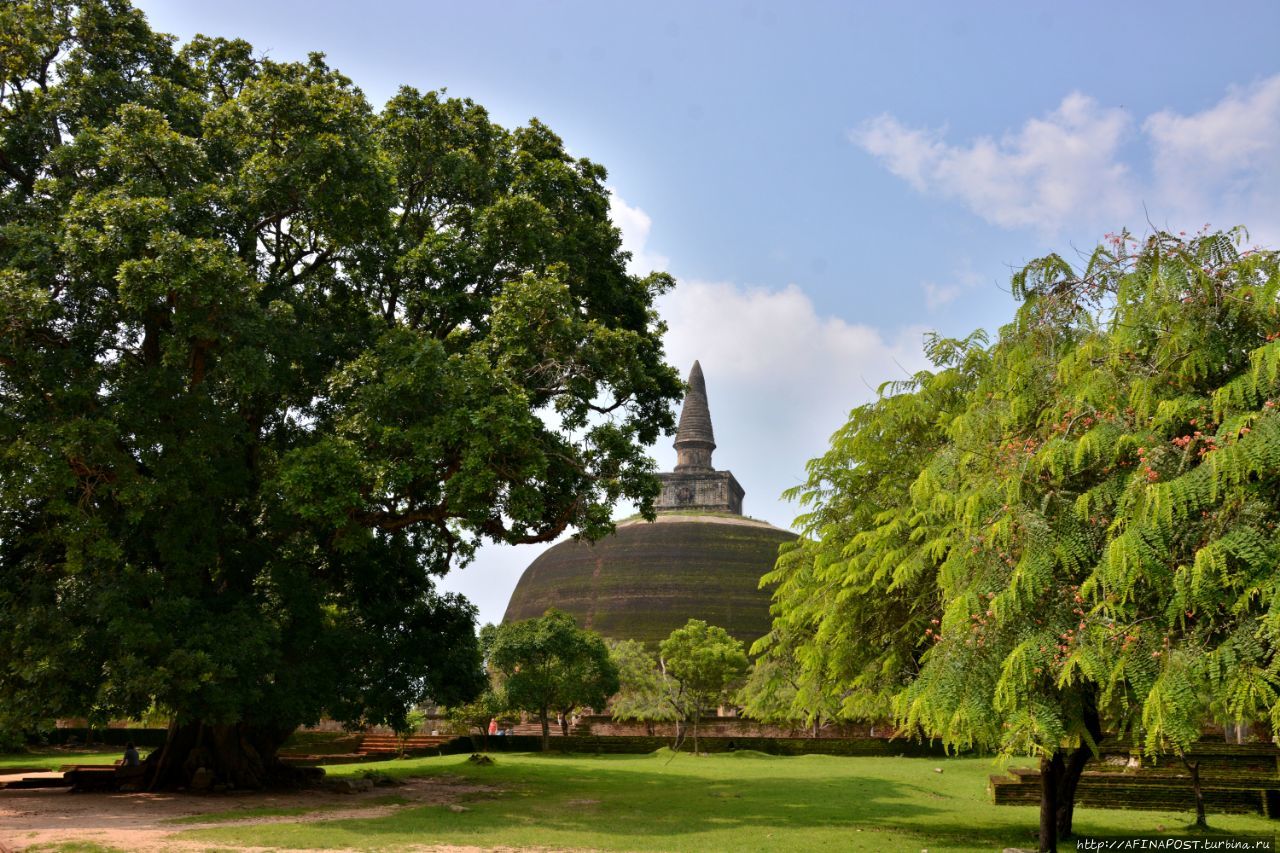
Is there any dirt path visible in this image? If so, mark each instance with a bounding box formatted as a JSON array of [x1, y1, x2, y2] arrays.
[[0, 774, 500, 852]]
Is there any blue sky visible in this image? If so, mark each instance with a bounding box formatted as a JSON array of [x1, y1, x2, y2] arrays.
[[138, 0, 1280, 624]]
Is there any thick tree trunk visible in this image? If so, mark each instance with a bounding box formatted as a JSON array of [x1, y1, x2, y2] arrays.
[[559, 714, 570, 737], [1039, 751, 1064, 853], [1055, 742, 1092, 839], [539, 708, 550, 752], [1055, 691, 1104, 840], [143, 721, 304, 791], [1181, 756, 1208, 829]]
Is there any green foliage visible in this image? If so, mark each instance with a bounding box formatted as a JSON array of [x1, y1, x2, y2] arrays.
[[737, 623, 843, 731], [607, 640, 676, 724], [396, 708, 428, 738], [488, 610, 619, 745], [0, 1, 680, 753], [442, 687, 508, 739], [767, 228, 1280, 767], [659, 619, 748, 746], [758, 331, 983, 727]]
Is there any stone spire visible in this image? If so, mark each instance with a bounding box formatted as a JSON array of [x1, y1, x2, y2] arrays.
[[655, 360, 743, 514], [674, 360, 716, 472]]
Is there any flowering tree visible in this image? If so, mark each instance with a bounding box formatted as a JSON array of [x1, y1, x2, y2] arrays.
[[766, 229, 1280, 851]]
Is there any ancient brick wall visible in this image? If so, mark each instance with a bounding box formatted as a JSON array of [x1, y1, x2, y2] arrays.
[[578, 715, 882, 739]]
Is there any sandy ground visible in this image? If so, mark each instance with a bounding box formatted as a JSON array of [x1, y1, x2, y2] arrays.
[[0, 771, 504, 852]]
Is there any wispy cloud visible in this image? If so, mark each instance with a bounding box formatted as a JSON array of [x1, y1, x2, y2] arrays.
[[921, 260, 984, 311], [853, 75, 1280, 244], [1144, 75, 1280, 240], [854, 93, 1134, 233], [609, 188, 670, 275], [660, 280, 924, 388]]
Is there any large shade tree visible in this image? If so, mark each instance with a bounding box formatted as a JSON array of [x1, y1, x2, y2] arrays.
[[765, 229, 1280, 851], [0, 1, 681, 788]]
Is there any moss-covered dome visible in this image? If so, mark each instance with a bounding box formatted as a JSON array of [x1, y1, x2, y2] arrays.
[[502, 513, 795, 647], [504, 362, 795, 646]]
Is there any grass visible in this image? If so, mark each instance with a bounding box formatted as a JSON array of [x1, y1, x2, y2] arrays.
[[0, 748, 122, 771], [165, 750, 1280, 852]]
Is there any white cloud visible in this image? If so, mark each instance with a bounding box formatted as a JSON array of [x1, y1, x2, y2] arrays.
[[855, 117, 944, 192], [608, 188, 670, 275], [854, 93, 1134, 233], [922, 281, 962, 310], [442, 198, 930, 626], [921, 260, 984, 311], [1144, 76, 1280, 240], [656, 279, 928, 527], [659, 280, 924, 387], [853, 76, 1280, 246]]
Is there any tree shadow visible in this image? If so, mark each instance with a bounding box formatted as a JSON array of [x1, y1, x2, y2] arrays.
[[174, 753, 1052, 851]]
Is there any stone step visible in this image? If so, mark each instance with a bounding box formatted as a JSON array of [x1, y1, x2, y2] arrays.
[[990, 763, 1280, 817], [1001, 767, 1280, 790], [0, 776, 72, 790], [994, 791, 1264, 815], [355, 734, 452, 755]]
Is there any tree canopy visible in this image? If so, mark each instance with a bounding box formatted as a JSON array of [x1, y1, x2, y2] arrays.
[[763, 228, 1280, 850], [487, 610, 619, 750], [607, 639, 676, 728], [0, 0, 680, 787], [736, 622, 843, 736], [659, 618, 748, 752]]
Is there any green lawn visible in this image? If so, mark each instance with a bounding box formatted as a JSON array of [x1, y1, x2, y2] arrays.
[[0, 749, 123, 771], [164, 750, 1278, 852]]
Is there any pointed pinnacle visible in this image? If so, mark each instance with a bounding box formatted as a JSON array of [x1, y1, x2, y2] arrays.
[[675, 360, 715, 452]]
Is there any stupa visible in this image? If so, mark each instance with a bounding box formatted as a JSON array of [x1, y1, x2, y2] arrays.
[[502, 361, 796, 646]]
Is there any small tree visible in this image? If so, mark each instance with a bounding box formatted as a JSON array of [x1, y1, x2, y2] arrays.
[[443, 688, 507, 753], [392, 708, 428, 755], [489, 610, 619, 751], [659, 620, 748, 754], [608, 640, 677, 734]]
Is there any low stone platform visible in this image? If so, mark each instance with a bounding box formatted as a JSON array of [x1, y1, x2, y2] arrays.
[[990, 743, 1280, 818], [355, 734, 453, 758]]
